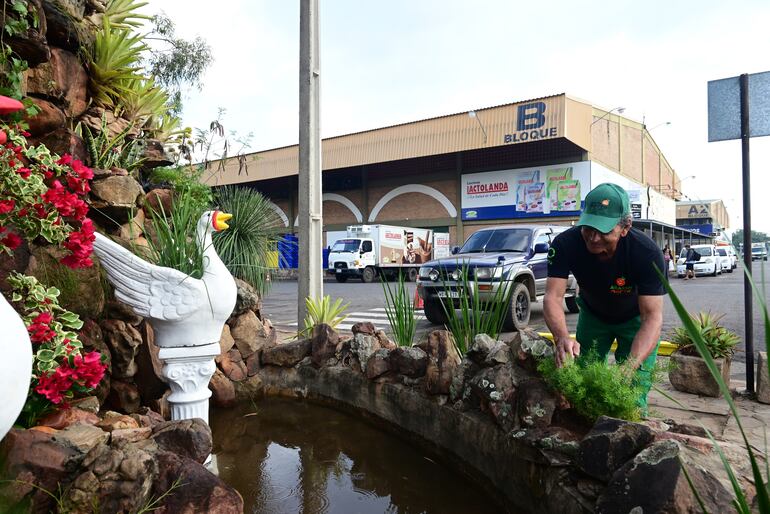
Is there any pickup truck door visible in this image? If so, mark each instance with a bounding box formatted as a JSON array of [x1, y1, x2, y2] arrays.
[[530, 230, 551, 295]]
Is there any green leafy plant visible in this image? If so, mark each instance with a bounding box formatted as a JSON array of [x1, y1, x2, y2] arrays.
[[142, 188, 206, 278], [96, 0, 151, 29], [381, 271, 416, 346], [78, 114, 144, 172], [212, 186, 281, 296], [538, 352, 644, 422], [439, 264, 513, 355], [0, 0, 41, 121], [669, 311, 740, 359], [114, 76, 170, 123], [148, 165, 212, 212], [301, 295, 350, 337], [654, 263, 770, 513]]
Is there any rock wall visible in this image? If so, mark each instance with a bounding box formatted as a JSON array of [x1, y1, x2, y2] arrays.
[[233, 326, 748, 514]]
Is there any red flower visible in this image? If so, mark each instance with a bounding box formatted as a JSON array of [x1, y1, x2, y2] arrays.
[[0, 231, 22, 250], [56, 155, 73, 166], [27, 312, 56, 343], [60, 218, 94, 269], [71, 351, 106, 388], [0, 199, 14, 214], [15, 167, 30, 179]]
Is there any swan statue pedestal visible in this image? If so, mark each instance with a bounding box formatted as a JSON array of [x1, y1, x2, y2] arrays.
[[93, 211, 237, 452]]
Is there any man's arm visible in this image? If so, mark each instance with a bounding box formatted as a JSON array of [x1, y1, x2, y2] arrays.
[[627, 294, 663, 368], [544, 277, 580, 367]]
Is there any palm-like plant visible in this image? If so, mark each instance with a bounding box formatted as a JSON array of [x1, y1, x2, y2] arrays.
[[92, 0, 152, 29], [115, 77, 170, 123], [301, 296, 350, 337], [670, 311, 740, 359], [212, 186, 282, 296]]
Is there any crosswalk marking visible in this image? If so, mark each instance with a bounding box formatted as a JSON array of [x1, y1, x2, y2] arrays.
[[276, 308, 426, 332]]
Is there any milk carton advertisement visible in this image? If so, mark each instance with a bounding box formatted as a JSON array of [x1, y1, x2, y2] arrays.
[[515, 170, 540, 212], [524, 182, 546, 213], [546, 167, 573, 212], [557, 180, 581, 211]]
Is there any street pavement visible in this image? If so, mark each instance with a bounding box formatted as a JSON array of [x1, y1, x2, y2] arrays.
[[263, 260, 770, 368]]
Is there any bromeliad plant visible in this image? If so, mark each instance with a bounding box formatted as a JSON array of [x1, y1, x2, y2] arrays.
[[381, 271, 416, 347], [78, 113, 145, 173], [8, 273, 107, 427], [669, 311, 740, 359], [440, 264, 513, 355], [301, 295, 350, 338]]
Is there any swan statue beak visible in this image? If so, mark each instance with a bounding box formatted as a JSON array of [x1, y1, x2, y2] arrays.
[[213, 211, 233, 231]]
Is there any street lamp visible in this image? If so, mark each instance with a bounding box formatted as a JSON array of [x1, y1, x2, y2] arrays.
[[468, 110, 487, 144], [590, 106, 625, 126], [648, 121, 672, 131]]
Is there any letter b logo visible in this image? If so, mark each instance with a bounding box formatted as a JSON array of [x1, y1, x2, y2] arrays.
[[517, 102, 546, 131]]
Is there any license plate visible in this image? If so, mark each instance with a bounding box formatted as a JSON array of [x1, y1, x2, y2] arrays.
[[438, 291, 460, 298], [335, 269, 341, 273]]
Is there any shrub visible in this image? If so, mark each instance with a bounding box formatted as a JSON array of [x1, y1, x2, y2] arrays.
[[538, 352, 644, 422], [212, 186, 281, 296], [149, 165, 212, 212], [669, 311, 740, 359], [381, 271, 416, 346]]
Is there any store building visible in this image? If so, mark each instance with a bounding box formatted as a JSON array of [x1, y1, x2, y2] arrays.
[[675, 200, 730, 237], [204, 93, 710, 252]]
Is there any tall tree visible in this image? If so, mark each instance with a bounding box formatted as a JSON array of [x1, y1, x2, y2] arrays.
[[731, 229, 768, 248]]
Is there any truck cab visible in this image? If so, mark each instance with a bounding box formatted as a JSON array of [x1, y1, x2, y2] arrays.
[[328, 238, 376, 282]]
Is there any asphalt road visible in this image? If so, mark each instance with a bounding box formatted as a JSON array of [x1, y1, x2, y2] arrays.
[[263, 260, 770, 367]]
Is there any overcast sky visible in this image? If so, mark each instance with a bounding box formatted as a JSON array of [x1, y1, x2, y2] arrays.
[[149, 0, 770, 233]]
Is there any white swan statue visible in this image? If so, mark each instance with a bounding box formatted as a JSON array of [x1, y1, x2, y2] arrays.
[[0, 293, 33, 440]]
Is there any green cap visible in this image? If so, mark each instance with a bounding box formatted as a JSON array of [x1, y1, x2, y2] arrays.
[[576, 183, 631, 233]]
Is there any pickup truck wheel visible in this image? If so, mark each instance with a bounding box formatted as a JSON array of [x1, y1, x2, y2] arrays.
[[565, 295, 580, 313], [334, 274, 348, 283], [503, 282, 531, 331], [406, 267, 419, 282], [423, 297, 449, 325], [362, 266, 376, 283]]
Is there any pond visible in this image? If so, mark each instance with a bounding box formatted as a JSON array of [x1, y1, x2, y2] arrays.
[[211, 398, 504, 514]]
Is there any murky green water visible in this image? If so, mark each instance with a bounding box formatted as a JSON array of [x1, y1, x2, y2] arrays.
[[211, 398, 504, 514]]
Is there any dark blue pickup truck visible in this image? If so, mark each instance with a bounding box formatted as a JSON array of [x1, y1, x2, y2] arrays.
[[416, 224, 579, 331]]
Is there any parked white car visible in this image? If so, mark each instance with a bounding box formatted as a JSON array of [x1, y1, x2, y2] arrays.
[[715, 246, 736, 273], [676, 244, 723, 277]]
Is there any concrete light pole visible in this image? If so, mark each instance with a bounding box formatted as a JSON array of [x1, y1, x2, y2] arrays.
[[298, 0, 323, 325]]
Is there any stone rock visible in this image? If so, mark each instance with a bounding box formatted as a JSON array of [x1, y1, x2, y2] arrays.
[[90, 175, 145, 209], [97, 413, 140, 432], [134, 320, 168, 403], [757, 352, 770, 404], [516, 378, 557, 429], [106, 379, 142, 414], [466, 333, 498, 365], [449, 357, 480, 403], [417, 330, 461, 395], [262, 338, 312, 367], [365, 348, 392, 379], [113, 208, 145, 241], [485, 342, 512, 366], [0, 428, 80, 512], [245, 351, 261, 376], [26, 97, 66, 135], [152, 418, 212, 464], [8, 19, 50, 67], [577, 416, 656, 482], [80, 106, 139, 140], [24, 48, 88, 117], [351, 321, 377, 336], [0, 238, 30, 293], [219, 324, 235, 354], [209, 369, 237, 408], [38, 407, 99, 430], [151, 389, 172, 421], [596, 439, 733, 514], [42, 0, 95, 52], [100, 319, 141, 378], [130, 407, 166, 429], [230, 310, 276, 358], [104, 300, 143, 326], [111, 426, 153, 444], [71, 396, 101, 414], [151, 451, 244, 514], [311, 323, 340, 367], [350, 332, 381, 370], [145, 188, 174, 215], [219, 348, 247, 382], [469, 364, 516, 431], [25, 243, 105, 319], [669, 353, 731, 398], [29, 127, 88, 163], [53, 423, 109, 454], [516, 330, 555, 371], [374, 329, 392, 347], [233, 277, 261, 316], [140, 139, 173, 169], [390, 347, 428, 378], [63, 440, 156, 513]]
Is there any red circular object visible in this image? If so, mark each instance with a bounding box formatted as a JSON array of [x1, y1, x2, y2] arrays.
[[0, 130, 6, 145], [0, 95, 23, 115]]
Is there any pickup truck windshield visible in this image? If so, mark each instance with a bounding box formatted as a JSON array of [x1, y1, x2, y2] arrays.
[[331, 239, 360, 252], [460, 228, 530, 253]]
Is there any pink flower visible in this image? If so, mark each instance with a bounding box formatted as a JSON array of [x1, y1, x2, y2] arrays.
[[0, 199, 14, 214], [16, 167, 30, 179], [27, 312, 55, 343]]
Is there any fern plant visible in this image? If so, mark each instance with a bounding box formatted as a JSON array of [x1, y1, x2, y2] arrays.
[[301, 296, 350, 337]]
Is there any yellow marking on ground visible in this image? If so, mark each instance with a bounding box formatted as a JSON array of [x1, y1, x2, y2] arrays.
[[536, 333, 676, 356]]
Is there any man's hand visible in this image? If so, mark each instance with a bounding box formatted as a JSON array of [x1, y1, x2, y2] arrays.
[[555, 336, 581, 367]]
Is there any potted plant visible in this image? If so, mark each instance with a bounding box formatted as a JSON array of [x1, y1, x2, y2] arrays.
[[668, 311, 739, 397]]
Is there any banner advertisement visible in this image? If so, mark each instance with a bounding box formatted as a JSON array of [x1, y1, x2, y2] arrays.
[[461, 161, 590, 221]]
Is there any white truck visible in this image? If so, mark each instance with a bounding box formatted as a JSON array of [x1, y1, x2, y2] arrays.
[[327, 225, 450, 283]]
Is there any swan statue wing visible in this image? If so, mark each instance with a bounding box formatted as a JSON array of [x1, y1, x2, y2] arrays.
[[93, 232, 208, 320]]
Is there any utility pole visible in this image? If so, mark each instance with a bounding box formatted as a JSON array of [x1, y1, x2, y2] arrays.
[[298, 0, 323, 325]]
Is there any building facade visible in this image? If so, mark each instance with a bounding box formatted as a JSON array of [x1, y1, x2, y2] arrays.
[[675, 200, 730, 236], [204, 93, 707, 251]]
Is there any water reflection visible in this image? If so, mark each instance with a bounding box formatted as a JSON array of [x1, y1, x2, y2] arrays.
[[211, 398, 504, 514]]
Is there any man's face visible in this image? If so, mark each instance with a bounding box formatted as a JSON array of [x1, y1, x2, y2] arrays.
[[580, 224, 630, 260]]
